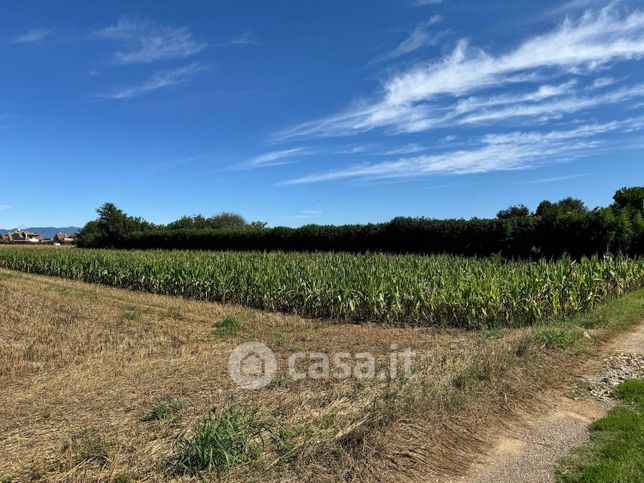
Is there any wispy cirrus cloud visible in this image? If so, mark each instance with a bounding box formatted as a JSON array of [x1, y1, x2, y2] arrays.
[[213, 30, 258, 47], [334, 144, 376, 155], [283, 118, 644, 184], [330, 142, 428, 156], [381, 143, 428, 155], [540, 0, 607, 19], [98, 63, 208, 99], [454, 83, 644, 126], [0, 204, 10, 211], [518, 173, 590, 184], [592, 77, 616, 88], [450, 80, 577, 117], [10, 28, 53, 44], [91, 16, 205, 64], [375, 16, 443, 62], [242, 147, 311, 168], [276, 7, 644, 140], [226, 31, 258, 47], [331, 142, 428, 156]]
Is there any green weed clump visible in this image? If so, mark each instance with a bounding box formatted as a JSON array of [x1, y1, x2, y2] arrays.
[[64, 428, 111, 466], [210, 316, 244, 338], [535, 327, 583, 349], [174, 402, 279, 475], [142, 398, 183, 421]]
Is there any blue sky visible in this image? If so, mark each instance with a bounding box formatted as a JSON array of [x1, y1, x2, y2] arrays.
[[1, 0, 643, 228]]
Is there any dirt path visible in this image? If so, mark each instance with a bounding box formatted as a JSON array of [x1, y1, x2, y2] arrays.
[[455, 323, 644, 483]]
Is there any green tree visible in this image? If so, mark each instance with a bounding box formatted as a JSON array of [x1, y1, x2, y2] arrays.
[[166, 215, 208, 230], [76, 203, 150, 248], [496, 204, 531, 219], [206, 212, 247, 229], [613, 186, 644, 212], [166, 212, 248, 230], [75, 220, 102, 248], [536, 197, 588, 218]]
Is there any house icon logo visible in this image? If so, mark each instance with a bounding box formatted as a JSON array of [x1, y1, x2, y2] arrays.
[[228, 342, 277, 389]]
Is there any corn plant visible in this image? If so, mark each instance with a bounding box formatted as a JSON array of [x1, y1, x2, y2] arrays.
[[0, 246, 641, 328]]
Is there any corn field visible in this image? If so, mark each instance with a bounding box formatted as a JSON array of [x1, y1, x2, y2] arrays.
[[0, 247, 642, 328]]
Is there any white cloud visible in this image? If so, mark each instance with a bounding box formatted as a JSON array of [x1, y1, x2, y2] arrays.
[[592, 76, 616, 88], [244, 147, 311, 168], [518, 173, 590, 184], [92, 16, 205, 64], [283, 118, 644, 184], [451, 80, 577, 116], [99, 63, 207, 99], [377, 16, 443, 62], [10, 28, 53, 44], [227, 31, 258, 46], [332, 143, 427, 156], [276, 7, 644, 139], [334, 144, 377, 154], [0, 204, 10, 211], [381, 143, 428, 155], [214, 31, 258, 47], [455, 84, 644, 126], [541, 0, 606, 19]]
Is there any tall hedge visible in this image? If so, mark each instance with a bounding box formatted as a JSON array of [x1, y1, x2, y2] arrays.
[[95, 211, 642, 258]]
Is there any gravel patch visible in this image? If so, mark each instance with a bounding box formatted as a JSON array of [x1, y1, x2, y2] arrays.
[[462, 411, 594, 483], [582, 352, 644, 401], [458, 323, 644, 483]]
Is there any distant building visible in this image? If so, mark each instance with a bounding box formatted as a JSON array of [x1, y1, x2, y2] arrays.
[[2, 230, 44, 243], [53, 233, 76, 244]]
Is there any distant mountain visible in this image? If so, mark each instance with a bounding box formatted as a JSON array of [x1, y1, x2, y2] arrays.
[[0, 227, 81, 238]]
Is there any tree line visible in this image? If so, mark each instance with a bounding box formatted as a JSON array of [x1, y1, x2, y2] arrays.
[[76, 187, 644, 258]]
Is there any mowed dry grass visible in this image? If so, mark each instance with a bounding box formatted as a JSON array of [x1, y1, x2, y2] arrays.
[[0, 269, 482, 481], [2, 268, 636, 481]]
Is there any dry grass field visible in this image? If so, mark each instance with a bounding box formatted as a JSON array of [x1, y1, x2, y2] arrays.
[[1, 268, 642, 481]]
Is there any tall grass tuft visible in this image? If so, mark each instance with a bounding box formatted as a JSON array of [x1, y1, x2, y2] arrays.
[[174, 402, 277, 475]]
